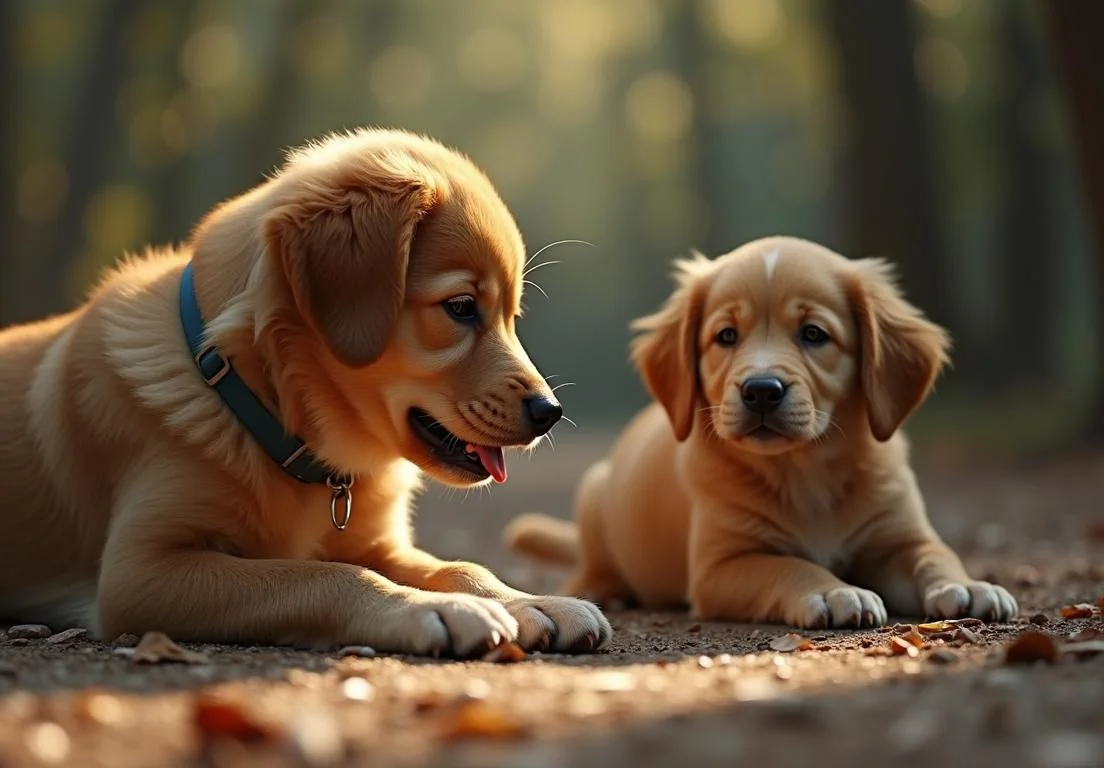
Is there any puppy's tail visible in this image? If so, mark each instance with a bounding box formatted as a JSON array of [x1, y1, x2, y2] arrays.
[[503, 513, 580, 566]]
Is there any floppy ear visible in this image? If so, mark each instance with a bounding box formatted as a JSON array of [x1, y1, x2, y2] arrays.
[[846, 258, 952, 442], [265, 167, 439, 367], [630, 254, 711, 442]]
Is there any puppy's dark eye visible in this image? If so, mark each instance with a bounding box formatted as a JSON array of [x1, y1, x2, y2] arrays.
[[799, 324, 830, 346], [443, 295, 478, 323], [715, 327, 739, 347]]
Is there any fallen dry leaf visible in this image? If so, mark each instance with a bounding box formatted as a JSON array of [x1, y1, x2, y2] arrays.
[[1005, 631, 1059, 665], [1059, 604, 1096, 620], [131, 632, 209, 664], [946, 618, 984, 628], [1068, 626, 1104, 642], [438, 700, 527, 741], [889, 637, 920, 658], [917, 621, 953, 635], [481, 642, 527, 663], [193, 696, 279, 744], [902, 631, 926, 648], [954, 627, 980, 645], [769, 633, 813, 653]]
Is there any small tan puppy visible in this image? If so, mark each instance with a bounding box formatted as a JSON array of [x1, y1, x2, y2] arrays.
[[507, 237, 1017, 628], [0, 128, 609, 656]]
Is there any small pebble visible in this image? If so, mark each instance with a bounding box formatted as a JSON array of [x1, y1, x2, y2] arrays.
[[1030, 613, 1050, 626], [929, 649, 959, 665], [8, 638, 29, 647], [7, 624, 52, 640], [113, 634, 140, 647], [337, 645, 376, 658], [46, 628, 88, 645]]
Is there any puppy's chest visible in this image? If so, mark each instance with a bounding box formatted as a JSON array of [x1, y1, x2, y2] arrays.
[[228, 494, 337, 560], [769, 480, 864, 572]]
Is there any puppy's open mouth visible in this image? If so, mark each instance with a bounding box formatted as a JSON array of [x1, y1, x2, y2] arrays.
[[408, 408, 508, 483]]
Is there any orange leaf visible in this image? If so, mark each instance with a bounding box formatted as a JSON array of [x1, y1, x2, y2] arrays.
[[1005, 631, 1059, 665], [438, 700, 527, 741], [769, 633, 812, 653], [888, 637, 919, 658], [917, 621, 953, 635], [902, 631, 926, 648], [193, 696, 279, 744], [1060, 604, 1095, 620], [481, 642, 527, 663]]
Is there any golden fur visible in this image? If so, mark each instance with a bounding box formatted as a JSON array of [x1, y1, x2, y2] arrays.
[[0, 128, 610, 656], [506, 237, 1017, 628]]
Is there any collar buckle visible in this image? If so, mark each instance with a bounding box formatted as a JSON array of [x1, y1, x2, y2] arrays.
[[195, 346, 231, 387]]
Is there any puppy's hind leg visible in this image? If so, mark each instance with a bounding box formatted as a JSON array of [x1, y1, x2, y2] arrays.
[[560, 461, 634, 609]]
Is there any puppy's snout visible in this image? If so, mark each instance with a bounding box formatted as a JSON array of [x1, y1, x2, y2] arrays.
[[740, 377, 787, 414], [522, 395, 563, 437]]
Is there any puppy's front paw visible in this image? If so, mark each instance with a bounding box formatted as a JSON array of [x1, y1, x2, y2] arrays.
[[395, 593, 520, 658], [505, 596, 612, 653], [791, 587, 888, 629], [924, 581, 1018, 621]]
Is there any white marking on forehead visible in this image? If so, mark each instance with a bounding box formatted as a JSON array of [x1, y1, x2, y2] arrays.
[[762, 246, 781, 281], [749, 353, 776, 372]]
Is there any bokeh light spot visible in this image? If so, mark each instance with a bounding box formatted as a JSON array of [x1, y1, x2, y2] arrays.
[[181, 25, 242, 89], [17, 161, 69, 224], [625, 72, 694, 143], [369, 46, 434, 110], [914, 36, 971, 101], [457, 28, 527, 93]]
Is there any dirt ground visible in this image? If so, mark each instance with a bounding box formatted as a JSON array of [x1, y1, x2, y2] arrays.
[[1, 432, 1102, 768]]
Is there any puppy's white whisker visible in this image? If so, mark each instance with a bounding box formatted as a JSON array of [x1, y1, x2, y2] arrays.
[[522, 260, 561, 278], [524, 239, 596, 270], [560, 415, 578, 429], [523, 279, 550, 300], [550, 382, 575, 393]]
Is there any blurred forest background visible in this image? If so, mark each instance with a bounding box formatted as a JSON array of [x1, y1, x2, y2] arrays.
[[2, 0, 1103, 458]]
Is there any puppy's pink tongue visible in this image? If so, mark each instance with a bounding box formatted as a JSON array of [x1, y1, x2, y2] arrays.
[[470, 444, 507, 483]]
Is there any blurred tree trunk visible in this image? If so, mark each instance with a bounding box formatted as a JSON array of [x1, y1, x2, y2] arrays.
[[669, 0, 723, 257], [41, 0, 142, 319], [244, 0, 317, 183], [148, 4, 198, 247], [1047, 0, 1104, 444], [992, 2, 1057, 391], [826, 0, 947, 327], [0, 1, 14, 326]]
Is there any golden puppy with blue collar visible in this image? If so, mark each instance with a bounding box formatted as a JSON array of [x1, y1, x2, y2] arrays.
[[0, 128, 610, 656], [508, 236, 1017, 628]]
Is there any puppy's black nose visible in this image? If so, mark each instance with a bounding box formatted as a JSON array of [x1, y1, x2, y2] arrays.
[[523, 395, 563, 436], [741, 377, 787, 414]]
